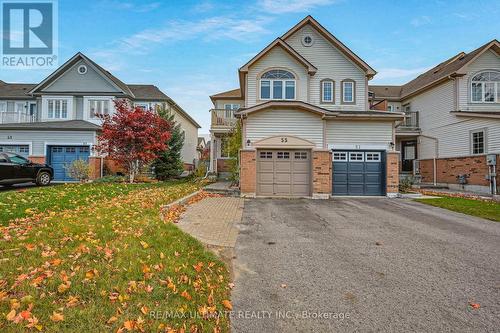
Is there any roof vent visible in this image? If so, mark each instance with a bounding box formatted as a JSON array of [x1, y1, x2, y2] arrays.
[[77, 65, 88, 75]]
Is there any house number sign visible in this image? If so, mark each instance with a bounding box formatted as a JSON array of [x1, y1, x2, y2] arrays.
[[280, 137, 288, 143]]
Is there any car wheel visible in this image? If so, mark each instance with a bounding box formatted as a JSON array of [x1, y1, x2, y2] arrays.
[[36, 172, 51, 186]]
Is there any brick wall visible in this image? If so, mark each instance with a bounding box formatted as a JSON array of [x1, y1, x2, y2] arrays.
[[104, 158, 125, 176], [419, 154, 499, 186], [28, 156, 45, 164], [312, 150, 332, 197], [217, 159, 231, 172], [239, 150, 256, 196], [88, 157, 102, 180], [386, 151, 400, 194]]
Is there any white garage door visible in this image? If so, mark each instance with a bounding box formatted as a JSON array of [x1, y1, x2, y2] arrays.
[[257, 150, 311, 197]]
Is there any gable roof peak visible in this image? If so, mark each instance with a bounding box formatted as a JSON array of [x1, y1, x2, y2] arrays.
[[27, 52, 134, 97], [281, 16, 376, 77]]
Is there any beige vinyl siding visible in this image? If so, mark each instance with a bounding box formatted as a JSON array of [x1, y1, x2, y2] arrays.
[[326, 120, 393, 148], [0, 130, 96, 156], [214, 99, 244, 109], [169, 107, 199, 165], [43, 60, 121, 93], [419, 118, 500, 159], [245, 109, 323, 148], [403, 80, 455, 130], [284, 24, 367, 111], [246, 47, 308, 107], [458, 50, 500, 111]]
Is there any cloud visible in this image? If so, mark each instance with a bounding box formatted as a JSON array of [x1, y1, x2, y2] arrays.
[[99, 1, 161, 13], [119, 16, 272, 49], [410, 16, 431, 27], [373, 67, 430, 81], [257, 0, 337, 13], [192, 1, 215, 13]]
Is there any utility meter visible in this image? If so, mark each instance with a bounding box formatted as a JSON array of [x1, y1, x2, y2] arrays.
[[486, 154, 497, 166]]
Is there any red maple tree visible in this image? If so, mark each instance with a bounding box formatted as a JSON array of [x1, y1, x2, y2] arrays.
[[96, 100, 171, 182]]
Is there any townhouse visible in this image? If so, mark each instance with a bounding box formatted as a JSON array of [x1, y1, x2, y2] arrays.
[[0, 52, 201, 181], [209, 16, 404, 198], [370, 40, 500, 194]]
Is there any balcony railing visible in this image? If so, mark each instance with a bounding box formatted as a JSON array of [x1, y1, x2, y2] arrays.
[[211, 109, 238, 128], [397, 111, 419, 129], [0, 112, 36, 124]]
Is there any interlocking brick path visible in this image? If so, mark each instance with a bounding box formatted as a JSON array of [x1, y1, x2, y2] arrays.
[[177, 197, 244, 247]]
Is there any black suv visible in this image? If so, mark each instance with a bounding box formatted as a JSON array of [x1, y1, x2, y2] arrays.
[[0, 153, 53, 187]]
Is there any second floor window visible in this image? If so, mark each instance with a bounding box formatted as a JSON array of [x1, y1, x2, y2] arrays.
[[471, 71, 500, 103], [48, 100, 68, 119], [89, 100, 110, 118], [321, 80, 334, 103], [260, 69, 295, 100], [224, 104, 240, 118], [342, 80, 355, 104]]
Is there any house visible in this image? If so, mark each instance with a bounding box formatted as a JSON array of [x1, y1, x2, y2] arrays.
[[197, 137, 207, 160], [370, 40, 500, 194], [209, 16, 404, 198], [0, 52, 201, 181]]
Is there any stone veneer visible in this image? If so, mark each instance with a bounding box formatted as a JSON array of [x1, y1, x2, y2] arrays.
[[386, 151, 400, 196], [312, 150, 332, 199]]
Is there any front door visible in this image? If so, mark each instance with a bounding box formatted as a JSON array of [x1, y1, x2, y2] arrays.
[[401, 141, 417, 173]]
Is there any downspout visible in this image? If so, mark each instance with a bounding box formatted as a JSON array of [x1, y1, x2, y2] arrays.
[[419, 134, 439, 186]]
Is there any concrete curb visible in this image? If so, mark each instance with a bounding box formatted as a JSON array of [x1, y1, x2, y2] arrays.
[[159, 189, 202, 220]]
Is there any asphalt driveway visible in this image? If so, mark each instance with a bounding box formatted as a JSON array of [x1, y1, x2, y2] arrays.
[[231, 198, 500, 332]]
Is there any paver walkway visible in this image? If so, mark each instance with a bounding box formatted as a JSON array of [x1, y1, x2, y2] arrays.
[[177, 196, 243, 247]]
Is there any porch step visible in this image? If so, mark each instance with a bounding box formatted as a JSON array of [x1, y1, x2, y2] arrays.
[[217, 172, 232, 181], [204, 181, 240, 197]]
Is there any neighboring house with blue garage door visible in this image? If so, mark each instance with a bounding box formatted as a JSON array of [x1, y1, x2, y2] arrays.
[[0, 53, 201, 181]]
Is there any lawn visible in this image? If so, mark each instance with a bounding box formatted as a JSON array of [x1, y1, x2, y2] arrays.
[[0, 181, 231, 332], [415, 196, 500, 222]]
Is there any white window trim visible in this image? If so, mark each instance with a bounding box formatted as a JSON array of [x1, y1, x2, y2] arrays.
[[0, 141, 33, 156], [0, 101, 6, 112], [470, 129, 487, 155], [365, 152, 381, 162], [333, 151, 347, 161], [342, 81, 354, 103], [84, 96, 114, 121], [41, 96, 73, 121], [223, 104, 240, 118], [44, 142, 95, 157], [387, 105, 393, 112], [321, 80, 334, 103], [349, 152, 364, 162], [470, 81, 499, 104], [259, 79, 296, 101]]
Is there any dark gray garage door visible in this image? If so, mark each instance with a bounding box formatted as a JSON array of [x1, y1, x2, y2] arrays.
[[332, 151, 385, 196], [257, 150, 311, 197]]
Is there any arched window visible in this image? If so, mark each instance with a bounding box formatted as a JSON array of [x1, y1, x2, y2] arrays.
[[471, 71, 500, 103], [260, 69, 296, 100]]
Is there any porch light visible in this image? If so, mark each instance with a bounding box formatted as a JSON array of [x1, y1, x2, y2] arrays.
[[389, 142, 395, 150], [246, 139, 251, 147]]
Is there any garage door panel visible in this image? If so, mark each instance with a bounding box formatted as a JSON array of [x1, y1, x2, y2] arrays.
[[50, 146, 90, 181], [259, 184, 273, 196], [275, 184, 291, 195], [257, 173, 273, 183], [348, 163, 364, 172], [275, 173, 291, 184], [333, 151, 385, 196], [257, 149, 311, 197], [365, 163, 382, 172], [259, 161, 274, 172]]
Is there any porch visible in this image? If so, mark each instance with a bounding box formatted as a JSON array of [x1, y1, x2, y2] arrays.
[[0, 101, 38, 124]]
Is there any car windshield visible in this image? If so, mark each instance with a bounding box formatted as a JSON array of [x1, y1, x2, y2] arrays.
[[6, 152, 29, 165]]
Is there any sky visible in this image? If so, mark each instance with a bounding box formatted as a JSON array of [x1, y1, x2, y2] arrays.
[[1, 0, 499, 134]]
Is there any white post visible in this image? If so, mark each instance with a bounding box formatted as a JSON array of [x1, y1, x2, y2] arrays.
[[209, 132, 215, 173]]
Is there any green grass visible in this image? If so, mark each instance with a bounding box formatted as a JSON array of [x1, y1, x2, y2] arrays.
[[0, 182, 163, 226], [0, 181, 230, 332], [415, 196, 500, 222]]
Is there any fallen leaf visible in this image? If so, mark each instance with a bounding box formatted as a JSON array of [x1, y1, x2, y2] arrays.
[[107, 316, 118, 324], [20, 310, 31, 320], [50, 311, 64, 322], [469, 302, 480, 309], [140, 241, 149, 249], [123, 320, 135, 330], [140, 306, 149, 315], [193, 262, 203, 272], [280, 284, 287, 288], [222, 300, 232, 310], [58, 282, 71, 293], [180, 290, 192, 300], [6, 309, 16, 321]]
